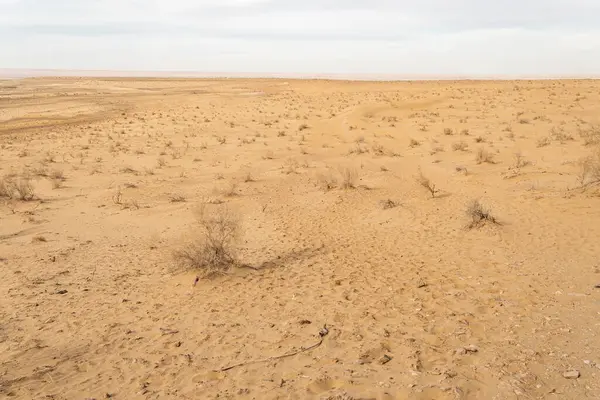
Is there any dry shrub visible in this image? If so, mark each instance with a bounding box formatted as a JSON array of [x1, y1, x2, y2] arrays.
[[1, 177, 36, 201], [380, 199, 398, 209], [452, 141, 469, 151], [466, 200, 498, 228], [173, 204, 240, 276], [577, 148, 600, 187], [536, 137, 551, 148], [579, 124, 600, 146], [316, 170, 338, 191], [338, 166, 358, 189], [409, 138, 421, 147], [416, 169, 438, 198], [0, 176, 14, 198], [475, 148, 494, 164], [513, 152, 531, 169]]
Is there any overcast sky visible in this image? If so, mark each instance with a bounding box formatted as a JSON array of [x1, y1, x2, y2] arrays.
[[2, 0, 600, 77]]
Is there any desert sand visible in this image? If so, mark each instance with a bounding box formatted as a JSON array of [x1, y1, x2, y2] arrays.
[[1, 77, 600, 399]]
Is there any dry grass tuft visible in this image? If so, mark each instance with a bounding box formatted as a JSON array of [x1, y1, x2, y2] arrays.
[[416, 169, 439, 198], [338, 166, 358, 189], [173, 204, 240, 276], [577, 148, 600, 187], [1, 177, 36, 201], [579, 124, 600, 146], [452, 141, 469, 151], [316, 171, 338, 191], [466, 200, 499, 228], [475, 148, 494, 164], [380, 199, 398, 209]]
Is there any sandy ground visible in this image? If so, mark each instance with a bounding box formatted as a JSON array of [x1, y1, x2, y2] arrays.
[[1, 78, 600, 399]]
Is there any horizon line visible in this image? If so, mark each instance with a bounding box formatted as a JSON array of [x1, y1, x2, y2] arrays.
[[1, 68, 600, 81]]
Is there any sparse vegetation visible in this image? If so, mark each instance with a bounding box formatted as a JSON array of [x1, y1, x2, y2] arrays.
[[338, 166, 358, 189], [577, 148, 600, 187], [475, 148, 494, 164], [536, 137, 551, 147], [173, 204, 240, 276], [316, 170, 338, 191], [466, 200, 498, 228], [452, 141, 469, 151], [579, 124, 600, 145], [416, 169, 439, 198], [2, 177, 37, 201], [380, 199, 398, 209]]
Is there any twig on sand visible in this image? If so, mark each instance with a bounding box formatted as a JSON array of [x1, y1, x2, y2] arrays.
[[217, 325, 329, 372]]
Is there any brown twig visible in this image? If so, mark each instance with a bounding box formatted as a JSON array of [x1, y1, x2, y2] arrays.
[[217, 327, 329, 372]]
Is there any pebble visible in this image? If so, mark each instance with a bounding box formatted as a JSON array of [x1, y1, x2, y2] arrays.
[[465, 345, 479, 353], [379, 354, 393, 365], [563, 370, 580, 379]]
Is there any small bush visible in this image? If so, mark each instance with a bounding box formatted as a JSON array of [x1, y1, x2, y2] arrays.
[[380, 199, 398, 209], [466, 200, 498, 228], [173, 204, 240, 276], [452, 141, 469, 151], [11, 178, 36, 201], [338, 166, 358, 189], [316, 171, 338, 191], [416, 170, 439, 198], [475, 148, 494, 164], [409, 138, 421, 147], [577, 148, 600, 187], [578, 124, 600, 146], [443, 128, 453, 135], [536, 137, 551, 148]]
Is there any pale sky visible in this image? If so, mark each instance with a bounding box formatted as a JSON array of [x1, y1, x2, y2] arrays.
[[2, 0, 600, 76]]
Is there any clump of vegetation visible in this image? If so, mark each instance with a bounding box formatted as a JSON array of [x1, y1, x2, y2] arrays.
[[409, 138, 421, 147], [452, 141, 469, 151], [578, 124, 600, 146], [316, 171, 338, 191], [173, 204, 240, 276], [466, 200, 499, 228], [536, 137, 551, 148], [416, 169, 439, 198], [338, 166, 358, 189], [380, 199, 398, 209], [0, 176, 36, 201], [475, 148, 494, 164], [577, 148, 600, 187]]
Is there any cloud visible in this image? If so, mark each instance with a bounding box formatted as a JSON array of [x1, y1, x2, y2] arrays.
[[2, 0, 600, 76]]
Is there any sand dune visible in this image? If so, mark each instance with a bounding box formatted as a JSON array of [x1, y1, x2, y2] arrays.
[[1, 78, 600, 399]]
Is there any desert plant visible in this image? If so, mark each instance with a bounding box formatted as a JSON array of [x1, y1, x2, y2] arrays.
[[380, 199, 398, 209], [170, 194, 186, 203], [316, 171, 338, 191], [11, 178, 35, 201], [513, 152, 530, 169], [173, 204, 240, 276], [416, 170, 439, 198], [443, 128, 453, 135], [338, 166, 358, 189], [409, 138, 421, 147], [466, 200, 498, 228], [452, 141, 469, 151], [112, 187, 123, 205], [578, 124, 600, 146], [475, 148, 494, 164], [536, 137, 551, 148], [577, 149, 600, 187]]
